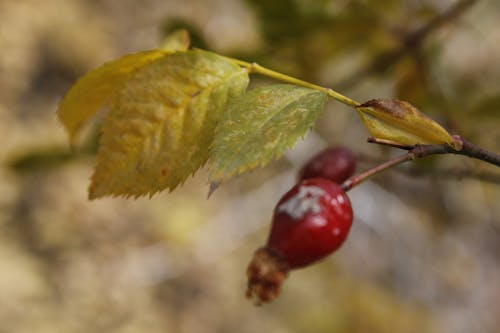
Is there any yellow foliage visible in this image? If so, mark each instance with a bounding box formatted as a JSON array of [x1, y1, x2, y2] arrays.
[[57, 50, 170, 146], [356, 99, 457, 148], [89, 50, 248, 198]]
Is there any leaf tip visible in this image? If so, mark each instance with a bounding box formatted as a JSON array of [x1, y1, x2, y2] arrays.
[[88, 179, 106, 200], [208, 181, 221, 198], [88, 189, 99, 201]]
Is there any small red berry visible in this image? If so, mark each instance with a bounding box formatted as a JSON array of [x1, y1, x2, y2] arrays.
[[246, 178, 353, 303], [298, 146, 356, 184], [268, 178, 353, 267]]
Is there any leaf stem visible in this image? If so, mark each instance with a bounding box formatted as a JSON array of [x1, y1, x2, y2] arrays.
[[228, 58, 360, 107]]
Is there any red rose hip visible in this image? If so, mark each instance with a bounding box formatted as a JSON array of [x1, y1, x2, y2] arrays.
[[246, 178, 353, 303], [268, 178, 353, 267], [298, 146, 356, 184]]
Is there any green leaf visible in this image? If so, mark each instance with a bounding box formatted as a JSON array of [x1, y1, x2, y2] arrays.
[[355, 99, 458, 149], [89, 50, 249, 199], [246, 0, 330, 42], [8, 147, 76, 173], [209, 84, 327, 190], [469, 94, 500, 119]]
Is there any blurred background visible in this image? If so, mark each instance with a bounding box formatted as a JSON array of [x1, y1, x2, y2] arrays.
[[0, 0, 499, 332]]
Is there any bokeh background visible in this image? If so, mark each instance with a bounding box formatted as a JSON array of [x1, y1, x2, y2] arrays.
[[1, 0, 499, 332]]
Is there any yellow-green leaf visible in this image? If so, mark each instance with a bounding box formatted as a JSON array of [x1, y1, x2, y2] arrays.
[[355, 99, 457, 148], [209, 84, 327, 190], [89, 49, 249, 199], [57, 50, 169, 145], [57, 30, 190, 146]]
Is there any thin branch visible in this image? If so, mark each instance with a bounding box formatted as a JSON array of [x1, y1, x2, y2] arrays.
[[342, 134, 500, 191], [454, 137, 500, 166], [401, 167, 500, 184], [369, 136, 500, 167], [337, 0, 479, 90], [342, 153, 412, 191], [223, 0, 477, 109], [356, 153, 500, 185], [404, 0, 478, 48]]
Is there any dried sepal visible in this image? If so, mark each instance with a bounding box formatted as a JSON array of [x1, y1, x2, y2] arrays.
[[356, 99, 460, 150], [246, 247, 290, 305]]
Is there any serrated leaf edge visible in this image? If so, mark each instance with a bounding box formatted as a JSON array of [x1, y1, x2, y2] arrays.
[[88, 67, 249, 199], [208, 88, 327, 189]]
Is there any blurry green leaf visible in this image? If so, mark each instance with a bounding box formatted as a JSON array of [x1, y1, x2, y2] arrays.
[[209, 84, 327, 190], [394, 59, 428, 106], [246, 0, 329, 42], [8, 148, 75, 173], [89, 50, 249, 199], [356, 99, 457, 148], [246, 0, 301, 40], [470, 94, 500, 118]]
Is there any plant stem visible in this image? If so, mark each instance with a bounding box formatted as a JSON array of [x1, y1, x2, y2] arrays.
[[221, 57, 500, 187], [342, 153, 413, 191], [454, 137, 500, 167], [342, 135, 500, 191], [228, 58, 360, 107], [404, 167, 500, 184], [357, 153, 500, 185]]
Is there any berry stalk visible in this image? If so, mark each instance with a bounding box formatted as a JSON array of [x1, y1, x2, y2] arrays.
[[341, 153, 412, 192], [342, 135, 500, 192]]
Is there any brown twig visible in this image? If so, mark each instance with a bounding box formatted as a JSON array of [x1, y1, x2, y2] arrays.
[[342, 153, 412, 191], [356, 152, 500, 185], [402, 167, 500, 184], [337, 0, 479, 90], [342, 134, 500, 191]]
